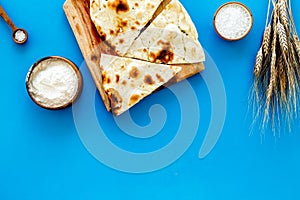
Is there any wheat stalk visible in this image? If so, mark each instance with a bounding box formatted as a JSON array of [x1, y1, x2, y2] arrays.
[[264, 30, 277, 124]]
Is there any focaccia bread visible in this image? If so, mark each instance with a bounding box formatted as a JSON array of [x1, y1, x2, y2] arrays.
[[90, 0, 164, 55], [124, 0, 205, 64], [100, 54, 181, 115]]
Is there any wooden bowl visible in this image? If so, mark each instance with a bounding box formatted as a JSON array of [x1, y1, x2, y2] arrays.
[[213, 2, 253, 41], [26, 56, 83, 110]]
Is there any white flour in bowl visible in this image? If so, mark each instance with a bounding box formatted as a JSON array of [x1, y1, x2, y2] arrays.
[[27, 58, 79, 108]]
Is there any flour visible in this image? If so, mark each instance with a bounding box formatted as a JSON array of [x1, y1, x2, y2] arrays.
[[27, 58, 79, 108], [214, 3, 252, 40]]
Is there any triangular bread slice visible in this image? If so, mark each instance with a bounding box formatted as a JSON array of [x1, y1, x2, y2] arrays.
[[124, 0, 205, 64], [100, 54, 181, 116], [90, 0, 167, 55]]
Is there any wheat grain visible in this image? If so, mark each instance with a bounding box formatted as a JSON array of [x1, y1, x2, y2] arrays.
[[264, 8, 278, 107], [262, 25, 272, 58]]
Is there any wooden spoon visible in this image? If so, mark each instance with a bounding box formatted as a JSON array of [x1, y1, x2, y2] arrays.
[[0, 5, 28, 44]]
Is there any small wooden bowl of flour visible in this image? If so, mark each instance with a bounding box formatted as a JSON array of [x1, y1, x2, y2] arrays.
[[213, 2, 253, 41], [26, 56, 82, 110]]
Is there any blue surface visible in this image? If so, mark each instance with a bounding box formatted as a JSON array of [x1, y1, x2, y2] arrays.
[[1, 0, 300, 199]]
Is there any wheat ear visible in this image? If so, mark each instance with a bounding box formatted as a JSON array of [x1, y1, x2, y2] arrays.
[[264, 34, 277, 124], [290, 42, 300, 79], [279, 0, 289, 32], [278, 55, 287, 106], [294, 37, 300, 60], [277, 20, 289, 53], [254, 48, 263, 78], [262, 25, 272, 58], [286, 62, 297, 112]]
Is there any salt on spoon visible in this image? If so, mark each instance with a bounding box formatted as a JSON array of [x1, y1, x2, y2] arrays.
[[213, 2, 253, 41], [0, 5, 28, 44]]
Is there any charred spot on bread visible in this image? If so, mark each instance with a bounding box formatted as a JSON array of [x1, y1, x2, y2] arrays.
[[107, 88, 123, 115], [108, 0, 130, 14], [115, 74, 120, 83], [122, 80, 127, 86], [156, 74, 165, 82], [109, 29, 115, 35], [129, 94, 140, 106], [102, 72, 112, 84], [98, 31, 107, 41], [119, 39, 125, 44], [149, 41, 174, 64], [96, 26, 107, 41], [120, 20, 128, 27], [144, 75, 155, 85], [91, 55, 98, 62], [116, 19, 128, 33], [129, 67, 140, 79]]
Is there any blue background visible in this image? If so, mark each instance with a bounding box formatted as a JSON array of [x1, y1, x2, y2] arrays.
[[1, 0, 300, 199]]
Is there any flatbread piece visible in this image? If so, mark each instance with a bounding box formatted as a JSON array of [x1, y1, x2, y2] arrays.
[[124, 0, 205, 64], [90, 0, 165, 55], [101, 54, 182, 115]]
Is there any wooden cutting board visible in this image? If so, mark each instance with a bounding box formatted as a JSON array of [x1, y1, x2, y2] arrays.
[[63, 0, 204, 111]]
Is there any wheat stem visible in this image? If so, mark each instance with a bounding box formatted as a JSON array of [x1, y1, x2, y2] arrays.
[[264, 23, 277, 124]]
